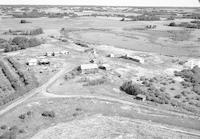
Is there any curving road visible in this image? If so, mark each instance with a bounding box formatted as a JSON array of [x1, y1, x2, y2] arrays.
[[0, 64, 73, 116]]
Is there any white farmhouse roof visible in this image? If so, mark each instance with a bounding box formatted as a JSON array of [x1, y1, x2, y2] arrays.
[[39, 59, 49, 63], [28, 58, 38, 63], [184, 59, 200, 69], [80, 64, 98, 70]]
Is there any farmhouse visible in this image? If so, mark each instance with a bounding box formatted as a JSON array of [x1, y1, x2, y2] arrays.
[[79, 64, 98, 74], [27, 58, 38, 66]]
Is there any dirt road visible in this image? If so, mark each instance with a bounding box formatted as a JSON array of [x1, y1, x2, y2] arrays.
[[0, 64, 74, 116]]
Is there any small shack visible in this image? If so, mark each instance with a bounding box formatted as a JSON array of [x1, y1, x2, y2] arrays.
[[53, 51, 60, 56], [79, 64, 98, 74], [27, 58, 38, 66], [146, 25, 157, 29], [123, 54, 145, 64], [107, 53, 115, 58], [135, 94, 146, 101], [38, 59, 50, 65], [45, 52, 53, 57], [99, 64, 111, 70], [60, 50, 69, 55]]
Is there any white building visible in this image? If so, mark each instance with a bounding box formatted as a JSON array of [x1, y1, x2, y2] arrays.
[[60, 50, 69, 55], [184, 59, 200, 69], [27, 58, 38, 66], [107, 53, 115, 58], [79, 64, 98, 74]]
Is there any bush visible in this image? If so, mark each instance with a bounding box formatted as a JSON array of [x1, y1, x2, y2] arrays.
[[4, 37, 42, 52], [20, 20, 31, 24], [160, 87, 166, 92], [18, 114, 26, 120], [83, 78, 106, 86], [41, 111, 55, 118], [169, 21, 200, 29], [65, 67, 81, 81], [0, 125, 7, 130], [130, 14, 160, 21], [175, 66, 200, 95], [169, 22, 176, 26], [174, 94, 182, 99], [18, 129, 25, 134], [28, 28, 43, 35], [28, 38, 42, 47], [170, 99, 180, 107], [0, 131, 17, 139], [170, 87, 175, 90], [11, 37, 29, 49], [193, 85, 200, 95], [120, 81, 144, 96]]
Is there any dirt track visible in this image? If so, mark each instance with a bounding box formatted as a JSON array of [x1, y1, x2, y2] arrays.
[[0, 64, 74, 116]]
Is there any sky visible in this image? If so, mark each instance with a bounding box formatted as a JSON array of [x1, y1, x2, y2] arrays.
[[0, 0, 199, 7]]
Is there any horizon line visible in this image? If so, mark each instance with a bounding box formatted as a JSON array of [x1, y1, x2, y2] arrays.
[[0, 4, 199, 8]]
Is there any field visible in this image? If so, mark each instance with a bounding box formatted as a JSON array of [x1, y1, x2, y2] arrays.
[[0, 6, 200, 139]]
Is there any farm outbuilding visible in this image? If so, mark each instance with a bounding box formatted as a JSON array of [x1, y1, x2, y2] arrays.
[[53, 51, 60, 56], [123, 54, 145, 64], [27, 58, 38, 66], [60, 50, 69, 55], [79, 64, 98, 74], [38, 59, 50, 65], [184, 59, 200, 69], [45, 52, 53, 57], [99, 64, 111, 70], [107, 53, 115, 58]]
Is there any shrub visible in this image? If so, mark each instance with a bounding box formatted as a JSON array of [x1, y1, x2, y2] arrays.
[[29, 28, 43, 35], [41, 111, 55, 118], [9, 126, 18, 131], [170, 87, 175, 90], [83, 78, 106, 86], [27, 111, 33, 116], [20, 20, 30, 24], [193, 85, 200, 95], [18, 114, 26, 120], [174, 94, 182, 99], [174, 66, 200, 95], [0, 125, 7, 130], [0, 131, 17, 139], [170, 99, 180, 107], [160, 87, 166, 92], [4, 37, 42, 52], [18, 129, 25, 134], [169, 22, 176, 26], [130, 14, 160, 21], [11, 37, 29, 49], [28, 38, 42, 47], [120, 81, 144, 96], [65, 67, 81, 81]]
